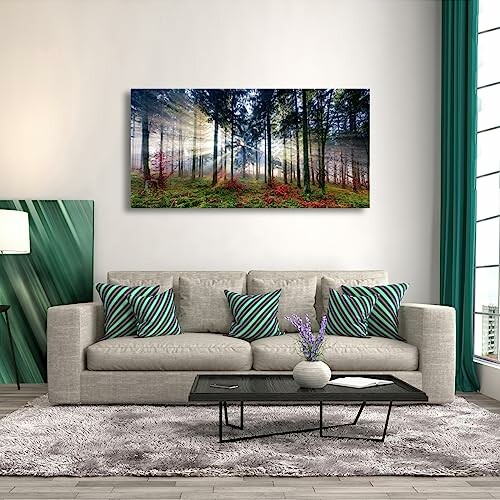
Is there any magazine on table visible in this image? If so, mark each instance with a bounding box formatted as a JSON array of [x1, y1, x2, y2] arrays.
[[328, 377, 394, 389]]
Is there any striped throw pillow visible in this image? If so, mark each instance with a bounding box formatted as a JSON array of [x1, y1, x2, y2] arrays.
[[128, 288, 181, 337], [224, 289, 282, 341], [96, 283, 160, 339], [341, 283, 409, 341], [325, 289, 377, 337]]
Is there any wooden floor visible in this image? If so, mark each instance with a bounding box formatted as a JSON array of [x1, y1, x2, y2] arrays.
[[1, 385, 500, 500]]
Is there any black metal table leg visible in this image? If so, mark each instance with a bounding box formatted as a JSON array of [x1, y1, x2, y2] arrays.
[[3, 309, 20, 391], [320, 401, 393, 442], [320, 400, 368, 431], [380, 401, 393, 442], [320, 399, 323, 437], [353, 401, 366, 424], [223, 401, 244, 430], [219, 402, 223, 443], [216, 401, 394, 444]]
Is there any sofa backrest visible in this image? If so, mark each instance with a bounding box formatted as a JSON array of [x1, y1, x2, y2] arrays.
[[108, 270, 246, 306], [107, 270, 387, 333], [247, 270, 388, 322]]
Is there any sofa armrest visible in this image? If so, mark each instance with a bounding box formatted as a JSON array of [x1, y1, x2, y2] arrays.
[[399, 303, 456, 403], [47, 302, 104, 404]]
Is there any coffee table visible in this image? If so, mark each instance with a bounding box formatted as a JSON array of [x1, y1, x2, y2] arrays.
[[189, 374, 428, 443]]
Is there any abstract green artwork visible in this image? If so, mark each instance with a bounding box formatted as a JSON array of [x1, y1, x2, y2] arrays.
[[0, 200, 94, 383]]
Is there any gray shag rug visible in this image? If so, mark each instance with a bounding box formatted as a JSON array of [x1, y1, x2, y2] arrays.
[[0, 396, 499, 477]]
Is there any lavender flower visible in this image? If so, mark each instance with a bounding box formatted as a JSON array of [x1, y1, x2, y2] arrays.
[[284, 313, 327, 362]]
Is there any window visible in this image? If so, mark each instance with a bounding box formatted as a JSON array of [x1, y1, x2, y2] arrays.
[[474, 0, 500, 363]]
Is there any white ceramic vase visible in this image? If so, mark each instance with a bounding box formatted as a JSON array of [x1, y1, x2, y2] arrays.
[[292, 360, 331, 389]]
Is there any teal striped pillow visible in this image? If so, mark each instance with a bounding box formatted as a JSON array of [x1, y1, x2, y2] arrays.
[[224, 289, 282, 341], [341, 283, 409, 341], [96, 283, 160, 339], [128, 288, 181, 337], [325, 289, 377, 337]]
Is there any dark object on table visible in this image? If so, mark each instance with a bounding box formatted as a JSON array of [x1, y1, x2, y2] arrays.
[[0, 305, 20, 390]]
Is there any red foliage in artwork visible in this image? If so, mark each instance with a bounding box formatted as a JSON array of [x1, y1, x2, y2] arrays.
[[151, 151, 168, 173], [273, 184, 295, 198], [264, 194, 275, 205], [222, 179, 245, 192]]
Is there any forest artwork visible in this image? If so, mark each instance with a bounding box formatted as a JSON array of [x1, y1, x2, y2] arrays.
[[130, 89, 369, 208]]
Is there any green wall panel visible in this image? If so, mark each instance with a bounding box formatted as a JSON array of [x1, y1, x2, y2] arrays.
[[0, 200, 94, 383]]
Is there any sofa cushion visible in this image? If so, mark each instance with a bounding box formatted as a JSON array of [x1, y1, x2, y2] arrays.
[[248, 271, 388, 320], [324, 289, 377, 338], [225, 289, 283, 341], [342, 283, 409, 342], [321, 276, 388, 316], [177, 276, 245, 333], [107, 271, 247, 322], [128, 288, 181, 337], [248, 276, 318, 332], [87, 333, 252, 371], [96, 283, 160, 339], [251, 334, 418, 371], [107, 274, 174, 293]]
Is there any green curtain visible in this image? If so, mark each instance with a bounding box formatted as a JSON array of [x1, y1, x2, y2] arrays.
[[440, 0, 480, 392]]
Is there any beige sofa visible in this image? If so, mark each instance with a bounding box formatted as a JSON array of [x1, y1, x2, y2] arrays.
[[47, 270, 456, 405]]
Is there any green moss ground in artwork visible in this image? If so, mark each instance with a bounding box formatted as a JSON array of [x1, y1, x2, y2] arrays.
[[130, 174, 369, 209]]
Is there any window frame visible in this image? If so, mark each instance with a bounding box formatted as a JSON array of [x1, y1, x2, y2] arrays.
[[473, 5, 500, 365]]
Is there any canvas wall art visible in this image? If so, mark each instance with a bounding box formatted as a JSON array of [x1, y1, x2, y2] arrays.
[[130, 89, 369, 208], [0, 200, 94, 383]]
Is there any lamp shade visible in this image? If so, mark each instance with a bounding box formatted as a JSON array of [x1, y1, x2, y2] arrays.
[[0, 209, 30, 254]]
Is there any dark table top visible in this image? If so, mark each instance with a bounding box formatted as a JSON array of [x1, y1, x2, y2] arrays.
[[189, 374, 428, 403]]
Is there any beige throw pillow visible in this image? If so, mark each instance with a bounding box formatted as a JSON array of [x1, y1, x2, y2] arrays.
[[107, 276, 173, 293], [248, 276, 318, 332], [321, 276, 388, 316], [178, 277, 245, 333]]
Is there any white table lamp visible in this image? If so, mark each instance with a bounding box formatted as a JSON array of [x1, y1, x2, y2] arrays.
[[0, 209, 30, 254]]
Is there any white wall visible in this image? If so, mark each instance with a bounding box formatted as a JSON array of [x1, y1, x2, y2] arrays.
[[0, 0, 441, 303], [477, 362, 500, 400]]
